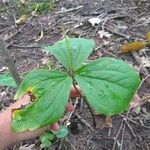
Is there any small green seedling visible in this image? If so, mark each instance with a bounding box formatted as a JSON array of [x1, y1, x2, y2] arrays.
[[40, 126, 68, 148], [0, 73, 17, 88], [11, 37, 140, 133]]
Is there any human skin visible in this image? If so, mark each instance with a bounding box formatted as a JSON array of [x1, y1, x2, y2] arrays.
[[0, 86, 80, 150]]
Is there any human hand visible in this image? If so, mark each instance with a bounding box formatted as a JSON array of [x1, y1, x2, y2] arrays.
[[0, 85, 80, 149]]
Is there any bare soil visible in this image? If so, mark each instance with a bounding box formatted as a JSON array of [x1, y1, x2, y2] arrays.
[[0, 0, 150, 150]]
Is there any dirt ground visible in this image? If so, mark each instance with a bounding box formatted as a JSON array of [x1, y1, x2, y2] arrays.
[[0, 0, 150, 150]]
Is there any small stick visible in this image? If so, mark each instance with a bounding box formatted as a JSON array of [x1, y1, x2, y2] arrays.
[[0, 36, 21, 86], [75, 113, 94, 131], [112, 119, 124, 150], [55, 6, 83, 14], [112, 110, 130, 150], [120, 122, 126, 150], [124, 119, 136, 137]]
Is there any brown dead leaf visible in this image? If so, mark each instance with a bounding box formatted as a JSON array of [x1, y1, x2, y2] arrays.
[[121, 41, 146, 53], [94, 113, 112, 129], [129, 94, 150, 114], [130, 94, 141, 109], [146, 32, 150, 41], [41, 57, 49, 65], [15, 15, 27, 25], [4, 30, 18, 41], [141, 56, 150, 67]]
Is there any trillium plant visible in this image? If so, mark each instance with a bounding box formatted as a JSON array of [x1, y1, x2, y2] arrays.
[[11, 37, 140, 133]]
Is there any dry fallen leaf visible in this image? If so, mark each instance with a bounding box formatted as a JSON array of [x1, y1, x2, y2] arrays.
[[88, 18, 102, 27], [146, 32, 150, 41], [0, 66, 8, 72], [0, 91, 7, 100], [41, 57, 49, 65], [130, 94, 142, 114], [121, 41, 146, 53], [15, 15, 27, 25], [74, 22, 83, 28], [94, 112, 112, 129], [98, 30, 112, 38], [141, 56, 150, 67], [35, 30, 43, 42], [3, 25, 17, 41], [130, 94, 141, 109]]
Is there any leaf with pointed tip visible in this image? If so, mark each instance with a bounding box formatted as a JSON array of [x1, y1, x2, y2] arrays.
[[75, 57, 140, 115], [44, 38, 95, 70], [11, 69, 72, 132]]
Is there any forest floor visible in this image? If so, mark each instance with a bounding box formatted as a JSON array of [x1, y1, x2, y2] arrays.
[[0, 0, 150, 150]]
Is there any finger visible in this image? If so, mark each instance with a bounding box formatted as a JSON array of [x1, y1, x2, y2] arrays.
[[18, 122, 60, 142], [10, 94, 31, 110], [17, 125, 50, 142], [70, 85, 81, 98], [50, 122, 60, 131], [66, 102, 74, 112]]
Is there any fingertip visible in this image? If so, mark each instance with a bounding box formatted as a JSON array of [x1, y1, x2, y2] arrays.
[[70, 85, 81, 98], [66, 103, 74, 112], [51, 122, 60, 131]]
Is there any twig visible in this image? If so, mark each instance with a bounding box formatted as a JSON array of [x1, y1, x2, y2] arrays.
[[65, 138, 78, 150], [129, 19, 150, 29], [35, 30, 43, 42], [141, 95, 150, 102], [75, 113, 94, 131], [102, 14, 127, 30], [120, 122, 126, 150], [55, 6, 83, 14], [0, 36, 21, 86], [58, 138, 65, 150], [120, 115, 139, 126], [112, 110, 131, 150], [63, 97, 79, 126], [44, 19, 62, 32], [0, 26, 10, 34], [112, 119, 124, 150], [138, 74, 150, 89], [104, 26, 130, 39], [124, 119, 136, 137], [11, 43, 41, 49]]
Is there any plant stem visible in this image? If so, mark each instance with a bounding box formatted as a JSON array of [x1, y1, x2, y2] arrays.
[[72, 77, 96, 126], [0, 36, 22, 87]]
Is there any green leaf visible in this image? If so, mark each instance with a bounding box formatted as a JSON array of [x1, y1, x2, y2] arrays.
[[40, 139, 52, 148], [45, 38, 95, 70], [75, 57, 140, 115], [11, 69, 72, 132], [0, 73, 16, 88], [40, 132, 55, 148], [53, 126, 68, 138], [40, 132, 55, 142]]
